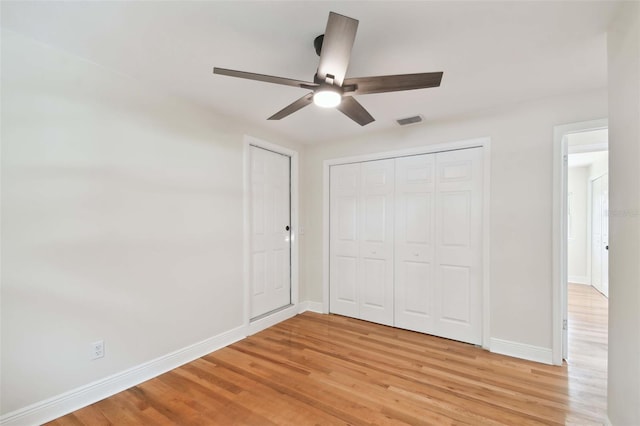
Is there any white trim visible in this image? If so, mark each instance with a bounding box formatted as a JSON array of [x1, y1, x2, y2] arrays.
[[0, 326, 245, 426], [243, 135, 300, 331], [248, 300, 325, 336], [323, 137, 488, 167], [247, 305, 299, 335], [568, 276, 590, 285], [552, 119, 608, 365], [490, 338, 553, 365], [243, 139, 252, 331], [322, 163, 331, 314], [481, 141, 492, 350], [321, 137, 491, 346], [298, 301, 324, 314]]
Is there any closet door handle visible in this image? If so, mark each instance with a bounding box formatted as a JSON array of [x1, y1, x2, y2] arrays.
[[285, 226, 290, 231]]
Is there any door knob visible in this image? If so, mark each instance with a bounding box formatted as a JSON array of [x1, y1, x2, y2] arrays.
[[285, 225, 290, 231], [605, 245, 608, 250]]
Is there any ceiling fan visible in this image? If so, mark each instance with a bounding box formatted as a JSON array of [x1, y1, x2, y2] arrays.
[[213, 12, 443, 126]]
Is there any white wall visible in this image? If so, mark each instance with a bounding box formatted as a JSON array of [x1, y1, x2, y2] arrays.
[[606, 2, 640, 424], [588, 151, 609, 181], [0, 30, 303, 415], [568, 167, 589, 284], [301, 89, 607, 352]]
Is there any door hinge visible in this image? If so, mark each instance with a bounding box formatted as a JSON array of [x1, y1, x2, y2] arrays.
[[563, 319, 568, 330]]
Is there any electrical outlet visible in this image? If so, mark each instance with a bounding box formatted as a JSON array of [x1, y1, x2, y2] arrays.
[[91, 340, 104, 360]]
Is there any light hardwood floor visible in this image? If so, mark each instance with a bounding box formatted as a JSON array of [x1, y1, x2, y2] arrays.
[[48, 284, 608, 425]]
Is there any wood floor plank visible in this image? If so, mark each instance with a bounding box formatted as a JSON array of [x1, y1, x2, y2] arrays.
[[47, 283, 608, 425]]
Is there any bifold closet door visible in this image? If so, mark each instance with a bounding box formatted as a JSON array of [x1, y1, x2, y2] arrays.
[[330, 147, 482, 345], [433, 148, 483, 344], [394, 154, 436, 332], [330, 159, 395, 326], [329, 163, 360, 319], [395, 147, 483, 345]]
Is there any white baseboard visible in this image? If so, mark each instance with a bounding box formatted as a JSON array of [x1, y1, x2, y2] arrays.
[[0, 326, 245, 426], [299, 300, 323, 313], [248, 304, 299, 335], [246, 301, 324, 336], [490, 338, 553, 365], [568, 275, 590, 285], [1, 304, 326, 426]]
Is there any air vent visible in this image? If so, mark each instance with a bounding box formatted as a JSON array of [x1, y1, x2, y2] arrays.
[[396, 115, 423, 126]]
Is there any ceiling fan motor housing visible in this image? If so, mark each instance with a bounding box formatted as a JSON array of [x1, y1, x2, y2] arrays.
[[314, 35, 324, 56]]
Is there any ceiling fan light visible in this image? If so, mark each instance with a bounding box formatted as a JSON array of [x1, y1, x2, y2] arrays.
[[313, 89, 342, 108]]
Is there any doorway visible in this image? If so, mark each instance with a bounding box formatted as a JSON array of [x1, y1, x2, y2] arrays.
[[552, 119, 608, 365], [249, 144, 292, 318], [244, 136, 299, 335]]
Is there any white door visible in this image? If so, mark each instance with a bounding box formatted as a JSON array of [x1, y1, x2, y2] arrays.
[[394, 154, 436, 332], [395, 148, 483, 344], [601, 174, 609, 297], [330, 148, 483, 344], [330, 163, 360, 318], [591, 174, 609, 297], [591, 176, 603, 294], [359, 159, 395, 325], [250, 145, 291, 319], [433, 148, 483, 344], [329, 159, 395, 326]]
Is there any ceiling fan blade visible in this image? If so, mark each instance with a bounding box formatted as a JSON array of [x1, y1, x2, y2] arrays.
[[316, 12, 358, 87], [214, 68, 317, 89], [336, 96, 374, 126], [268, 93, 314, 120], [343, 72, 443, 95]]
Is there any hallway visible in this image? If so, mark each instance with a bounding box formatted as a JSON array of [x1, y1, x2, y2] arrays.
[[567, 283, 608, 423]]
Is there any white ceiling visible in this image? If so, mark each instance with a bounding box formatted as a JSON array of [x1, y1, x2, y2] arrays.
[[567, 128, 608, 167], [569, 150, 608, 168], [568, 128, 608, 148], [1, 1, 620, 144]]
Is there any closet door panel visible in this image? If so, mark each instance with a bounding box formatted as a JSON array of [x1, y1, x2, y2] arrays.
[[332, 256, 358, 304], [435, 148, 483, 344], [440, 265, 471, 323], [330, 163, 360, 317], [359, 159, 395, 325], [394, 154, 436, 332]]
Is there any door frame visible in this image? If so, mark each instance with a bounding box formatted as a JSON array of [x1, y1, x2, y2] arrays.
[[322, 137, 492, 349], [243, 135, 299, 335], [552, 118, 607, 365], [590, 172, 609, 297]]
